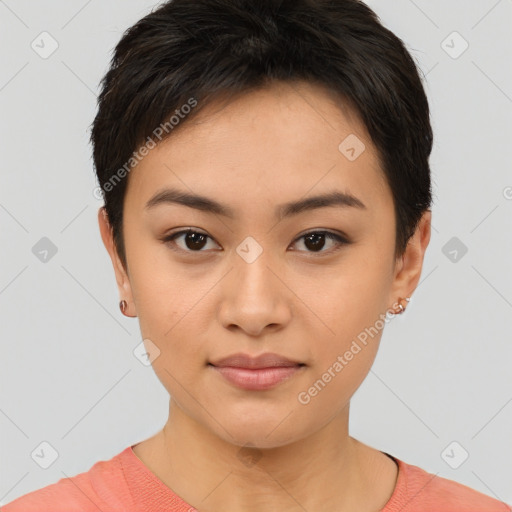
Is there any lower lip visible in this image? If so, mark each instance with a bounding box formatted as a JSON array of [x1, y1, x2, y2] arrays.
[[210, 365, 303, 390]]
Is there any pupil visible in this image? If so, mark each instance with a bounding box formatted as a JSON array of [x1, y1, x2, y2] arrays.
[[304, 233, 325, 251], [186, 232, 207, 250]]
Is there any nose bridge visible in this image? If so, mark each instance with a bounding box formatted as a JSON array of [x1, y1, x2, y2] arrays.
[[233, 235, 281, 299]]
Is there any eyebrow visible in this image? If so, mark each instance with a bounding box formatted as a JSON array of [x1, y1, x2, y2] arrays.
[[144, 187, 366, 220]]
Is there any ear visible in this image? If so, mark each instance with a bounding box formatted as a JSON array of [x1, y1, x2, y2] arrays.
[[388, 210, 432, 312], [97, 206, 136, 317]]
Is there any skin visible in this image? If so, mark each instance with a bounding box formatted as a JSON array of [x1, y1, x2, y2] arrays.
[[98, 80, 431, 512]]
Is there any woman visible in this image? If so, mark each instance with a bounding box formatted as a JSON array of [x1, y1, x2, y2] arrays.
[[4, 0, 510, 510]]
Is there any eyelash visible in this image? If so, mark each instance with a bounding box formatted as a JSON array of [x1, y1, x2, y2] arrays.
[[161, 228, 350, 256]]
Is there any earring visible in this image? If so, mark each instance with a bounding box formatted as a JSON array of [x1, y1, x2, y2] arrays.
[[119, 299, 129, 316], [395, 297, 411, 314]]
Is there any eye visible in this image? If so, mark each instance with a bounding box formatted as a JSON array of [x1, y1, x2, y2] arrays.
[[290, 230, 349, 254], [163, 228, 219, 253], [162, 228, 349, 255]]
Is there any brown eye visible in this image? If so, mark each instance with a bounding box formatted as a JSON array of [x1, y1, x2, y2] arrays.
[[162, 228, 349, 256], [291, 231, 348, 254], [163, 229, 219, 252]]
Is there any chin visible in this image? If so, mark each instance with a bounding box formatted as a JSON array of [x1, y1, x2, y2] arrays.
[[209, 415, 312, 451]]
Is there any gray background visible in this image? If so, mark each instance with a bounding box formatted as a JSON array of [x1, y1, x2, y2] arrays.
[[1, 0, 511, 506]]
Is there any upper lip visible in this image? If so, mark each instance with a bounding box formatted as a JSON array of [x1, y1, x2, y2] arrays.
[[210, 352, 304, 369]]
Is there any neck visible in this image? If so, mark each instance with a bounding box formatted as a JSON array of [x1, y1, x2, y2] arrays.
[[134, 398, 397, 512]]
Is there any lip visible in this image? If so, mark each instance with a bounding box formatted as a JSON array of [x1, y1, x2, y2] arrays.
[[209, 352, 305, 391], [210, 352, 303, 369]]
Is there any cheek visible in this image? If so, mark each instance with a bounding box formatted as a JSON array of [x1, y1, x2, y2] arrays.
[[128, 245, 208, 337], [139, 310, 209, 404], [299, 309, 385, 416], [308, 253, 393, 341], [130, 273, 210, 380], [303, 248, 393, 388]]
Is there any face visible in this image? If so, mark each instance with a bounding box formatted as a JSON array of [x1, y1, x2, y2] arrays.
[[99, 80, 430, 449]]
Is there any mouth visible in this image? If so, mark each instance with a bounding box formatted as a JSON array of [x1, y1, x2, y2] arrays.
[[208, 352, 306, 391]]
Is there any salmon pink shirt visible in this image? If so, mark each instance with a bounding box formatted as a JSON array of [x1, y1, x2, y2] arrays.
[[2, 446, 510, 511]]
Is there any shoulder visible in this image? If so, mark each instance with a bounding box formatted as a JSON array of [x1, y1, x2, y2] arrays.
[[1, 447, 133, 512], [387, 456, 511, 512], [1, 473, 97, 512]]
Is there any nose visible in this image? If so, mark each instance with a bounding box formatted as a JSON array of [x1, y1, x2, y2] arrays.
[[217, 250, 292, 337]]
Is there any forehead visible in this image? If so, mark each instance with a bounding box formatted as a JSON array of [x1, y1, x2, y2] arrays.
[[125, 80, 390, 218]]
